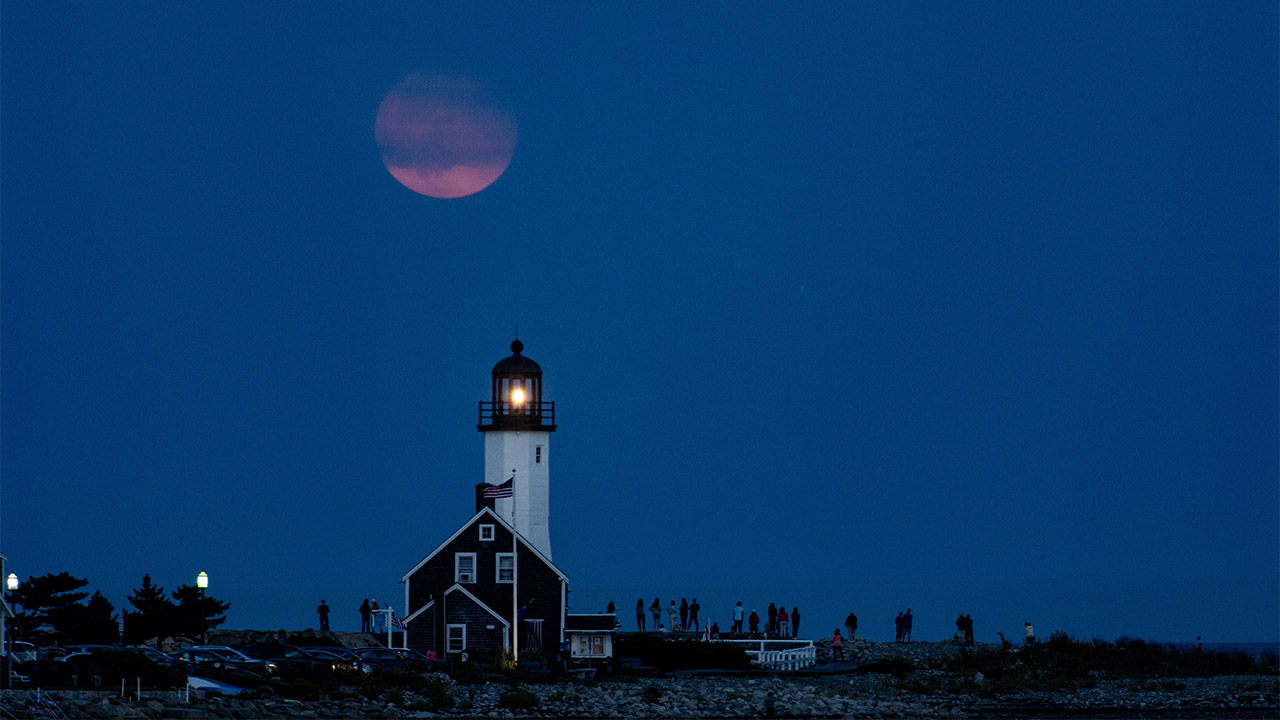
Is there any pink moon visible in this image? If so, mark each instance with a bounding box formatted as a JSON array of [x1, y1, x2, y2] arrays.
[[374, 73, 517, 199]]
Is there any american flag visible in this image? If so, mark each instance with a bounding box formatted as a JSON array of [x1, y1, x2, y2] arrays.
[[390, 609, 406, 630], [483, 477, 514, 498]]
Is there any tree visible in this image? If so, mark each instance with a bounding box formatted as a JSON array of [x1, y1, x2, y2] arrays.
[[11, 572, 89, 639], [172, 583, 229, 638], [124, 574, 177, 644], [56, 591, 119, 644]]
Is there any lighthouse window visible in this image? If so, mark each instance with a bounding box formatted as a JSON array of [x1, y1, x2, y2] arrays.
[[479, 524, 495, 542], [535, 446, 543, 464], [496, 553, 515, 583], [455, 553, 476, 584]]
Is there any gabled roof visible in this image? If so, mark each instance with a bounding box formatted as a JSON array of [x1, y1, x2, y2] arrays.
[[443, 583, 510, 627], [401, 506, 568, 583], [403, 598, 434, 626]]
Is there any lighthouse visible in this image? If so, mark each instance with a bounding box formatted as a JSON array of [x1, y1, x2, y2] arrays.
[[477, 339, 557, 559]]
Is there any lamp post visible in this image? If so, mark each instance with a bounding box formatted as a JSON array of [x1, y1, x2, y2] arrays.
[[5, 574, 18, 689], [196, 571, 208, 643]]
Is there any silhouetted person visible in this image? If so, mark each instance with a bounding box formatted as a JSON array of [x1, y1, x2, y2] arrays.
[[317, 599, 330, 632], [964, 614, 974, 646], [667, 600, 679, 631], [710, 622, 720, 639], [606, 600, 616, 614], [904, 608, 913, 641], [1025, 622, 1035, 646], [679, 597, 689, 630], [689, 598, 701, 631], [767, 603, 778, 636], [777, 606, 790, 637], [749, 609, 760, 634], [955, 613, 965, 641], [636, 598, 646, 631], [845, 612, 857, 641], [360, 599, 372, 633], [650, 598, 661, 630], [733, 601, 745, 633], [831, 629, 845, 661], [895, 612, 904, 642], [764, 691, 776, 719], [791, 607, 801, 638]]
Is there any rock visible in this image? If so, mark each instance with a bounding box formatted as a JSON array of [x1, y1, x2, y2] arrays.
[[973, 672, 984, 685]]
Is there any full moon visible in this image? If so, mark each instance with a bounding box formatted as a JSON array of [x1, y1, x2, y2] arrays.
[[375, 73, 517, 199]]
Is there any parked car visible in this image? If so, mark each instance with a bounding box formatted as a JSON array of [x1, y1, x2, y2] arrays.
[[184, 645, 276, 673], [302, 647, 367, 672], [171, 648, 269, 674], [353, 647, 430, 673], [397, 647, 447, 673], [9, 641, 37, 663], [238, 644, 327, 672]]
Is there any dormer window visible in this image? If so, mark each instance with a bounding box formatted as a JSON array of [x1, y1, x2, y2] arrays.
[[479, 524, 495, 542]]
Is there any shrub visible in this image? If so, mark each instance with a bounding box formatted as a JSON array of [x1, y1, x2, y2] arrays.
[[498, 686, 540, 709]]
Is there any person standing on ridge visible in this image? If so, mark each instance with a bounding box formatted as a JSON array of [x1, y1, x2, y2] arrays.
[[1025, 622, 1035, 646], [791, 607, 801, 638], [767, 603, 778, 636], [667, 600, 679, 632], [831, 629, 845, 661], [845, 611, 857, 641], [689, 598, 701, 632], [360, 599, 372, 633], [904, 608, 913, 641], [733, 601, 745, 634], [317, 599, 330, 632], [679, 598, 689, 631], [777, 606, 790, 637], [749, 609, 760, 634], [964, 614, 974, 646], [895, 612, 904, 642], [650, 598, 662, 631], [636, 599, 646, 631]]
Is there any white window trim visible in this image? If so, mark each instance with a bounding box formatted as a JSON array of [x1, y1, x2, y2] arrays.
[[479, 524, 495, 542], [455, 552, 476, 584], [496, 552, 515, 584], [446, 624, 466, 653]]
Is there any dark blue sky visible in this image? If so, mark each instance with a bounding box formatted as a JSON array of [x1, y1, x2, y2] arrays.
[[3, 2, 1276, 643]]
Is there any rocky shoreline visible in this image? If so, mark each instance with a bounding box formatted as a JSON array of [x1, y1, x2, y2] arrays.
[[3, 641, 1275, 719]]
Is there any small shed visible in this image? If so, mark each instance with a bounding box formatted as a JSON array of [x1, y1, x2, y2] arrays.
[[565, 614, 616, 669]]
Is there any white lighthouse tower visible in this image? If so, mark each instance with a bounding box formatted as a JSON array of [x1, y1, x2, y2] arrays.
[[478, 339, 556, 559]]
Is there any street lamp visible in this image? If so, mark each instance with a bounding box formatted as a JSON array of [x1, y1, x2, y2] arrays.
[[4, 574, 17, 689], [196, 571, 208, 643]]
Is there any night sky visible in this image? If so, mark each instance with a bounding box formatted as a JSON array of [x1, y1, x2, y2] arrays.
[[3, 2, 1276, 644]]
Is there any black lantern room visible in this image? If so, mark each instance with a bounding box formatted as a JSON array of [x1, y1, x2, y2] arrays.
[[478, 339, 557, 431]]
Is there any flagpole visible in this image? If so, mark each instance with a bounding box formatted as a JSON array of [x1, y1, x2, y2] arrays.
[[512, 468, 519, 664]]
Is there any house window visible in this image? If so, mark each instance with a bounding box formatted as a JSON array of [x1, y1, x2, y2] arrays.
[[535, 446, 543, 463], [496, 553, 515, 583], [455, 553, 476, 583], [479, 524, 495, 542], [592, 635, 605, 655], [446, 624, 466, 653]]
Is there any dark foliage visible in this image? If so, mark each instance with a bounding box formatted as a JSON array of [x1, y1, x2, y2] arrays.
[[11, 572, 91, 640], [859, 654, 916, 678], [172, 583, 230, 636], [944, 632, 1279, 695], [56, 591, 119, 644], [498, 685, 540, 709], [614, 635, 752, 671], [125, 574, 176, 644]]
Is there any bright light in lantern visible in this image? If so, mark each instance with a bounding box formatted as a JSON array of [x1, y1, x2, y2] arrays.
[[6, 573, 17, 591], [510, 388, 526, 405], [197, 571, 209, 589]]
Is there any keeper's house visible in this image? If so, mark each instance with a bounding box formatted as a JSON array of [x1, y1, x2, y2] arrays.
[[400, 505, 568, 660]]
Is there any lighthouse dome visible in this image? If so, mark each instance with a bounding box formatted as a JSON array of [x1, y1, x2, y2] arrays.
[[491, 339, 542, 375]]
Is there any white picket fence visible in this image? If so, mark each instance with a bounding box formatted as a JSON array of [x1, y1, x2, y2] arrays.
[[720, 639, 817, 671]]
